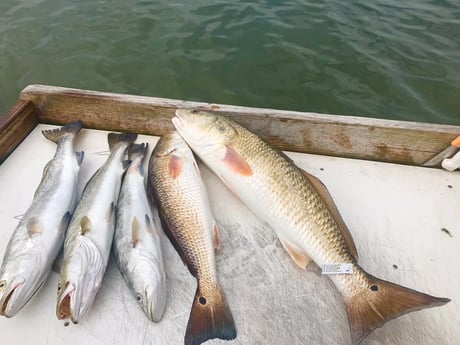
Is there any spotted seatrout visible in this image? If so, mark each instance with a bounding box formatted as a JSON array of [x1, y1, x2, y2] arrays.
[[0, 121, 84, 317], [148, 132, 236, 345], [56, 132, 137, 324], [172, 109, 450, 345], [113, 143, 167, 322]]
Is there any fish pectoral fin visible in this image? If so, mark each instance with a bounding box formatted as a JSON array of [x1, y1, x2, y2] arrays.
[[26, 217, 43, 236], [301, 169, 359, 261], [280, 238, 312, 269], [213, 223, 221, 251], [59, 212, 72, 233], [80, 216, 92, 235], [168, 154, 185, 179], [132, 217, 142, 247], [222, 145, 253, 176]]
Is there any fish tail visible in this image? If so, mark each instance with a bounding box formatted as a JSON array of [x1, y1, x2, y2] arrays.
[[185, 283, 236, 345], [107, 132, 138, 152], [345, 271, 450, 345], [128, 143, 148, 161], [42, 121, 83, 143]]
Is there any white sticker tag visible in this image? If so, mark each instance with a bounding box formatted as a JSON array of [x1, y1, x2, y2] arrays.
[[322, 263, 353, 275]]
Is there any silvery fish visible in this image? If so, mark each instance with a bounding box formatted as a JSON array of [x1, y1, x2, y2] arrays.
[[56, 132, 137, 324], [148, 132, 236, 345], [0, 121, 83, 317], [172, 109, 450, 345], [113, 143, 167, 322]]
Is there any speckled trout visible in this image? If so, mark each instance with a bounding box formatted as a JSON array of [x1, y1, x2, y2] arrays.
[[172, 109, 450, 345], [0, 121, 83, 317], [148, 132, 236, 345], [56, 132, 137, 324], [113, 143, 167, 322]]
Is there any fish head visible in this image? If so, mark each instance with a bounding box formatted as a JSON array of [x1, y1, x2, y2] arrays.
[[0, 251, 46, 317], [56, 248, 102, 323], [173, 109, 238, 154], [126, 255, 166, 322], [0, 276, 27, 317]]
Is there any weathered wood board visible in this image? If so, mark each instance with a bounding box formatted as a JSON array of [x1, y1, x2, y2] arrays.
[[0, 125, 458, 345], [17, 84, 460, 166]]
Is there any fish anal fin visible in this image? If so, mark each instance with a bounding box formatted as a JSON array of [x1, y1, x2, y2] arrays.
[[168, 155, 185, 179], [185, 284, 236, 345], [213, 223, 221, 251], [280, 238, 311, 269], [80, 216, 92, 235], [347, 270, 450, 345], [302, 169, 359, 261], [223, 145, 253, 176], [27, 217, 43, 236], [132, 217, 142, 248]]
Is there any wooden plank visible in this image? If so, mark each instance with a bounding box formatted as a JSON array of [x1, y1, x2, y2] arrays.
[[0, 100, 38, 164], [20, 84, 460, 165]]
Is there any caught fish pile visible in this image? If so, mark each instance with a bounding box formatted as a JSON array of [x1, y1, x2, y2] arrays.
[[171, 109, 451, 345], [0, 113, 452, 345]]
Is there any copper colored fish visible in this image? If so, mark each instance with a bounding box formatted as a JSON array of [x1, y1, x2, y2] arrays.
[[172, 109, 450, 345], [148, 131, 236, 345]]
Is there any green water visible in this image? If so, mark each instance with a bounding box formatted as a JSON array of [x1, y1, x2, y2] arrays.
[[1, 0, 460, 124]]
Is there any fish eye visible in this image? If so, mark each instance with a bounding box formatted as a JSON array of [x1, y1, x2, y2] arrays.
[[57, 282, 62, 292], [191, 109, 198, 114], [136, 294, 142, 303], [0, 280, 5, 290]]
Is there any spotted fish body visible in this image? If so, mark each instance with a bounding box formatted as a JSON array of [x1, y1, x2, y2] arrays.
[[113, 143, 167, 322], [172, 109, 450, 345], [56, 132, 137, 324], [0, 122, 83, 317], [148, 132, 236, 345]]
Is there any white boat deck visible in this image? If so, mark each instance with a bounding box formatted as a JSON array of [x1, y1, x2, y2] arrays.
[[0, 124, 458, 345]]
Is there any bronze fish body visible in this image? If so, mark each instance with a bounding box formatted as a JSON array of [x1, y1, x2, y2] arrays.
[[172, 109, 450, 345], [148, 131, 236, 345]]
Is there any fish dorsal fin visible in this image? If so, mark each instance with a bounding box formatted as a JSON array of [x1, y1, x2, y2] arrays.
[[302, 169, 359, 260], [80, 216, 92, 235], [59, 212, 72, 233], [27, 217, 43, 236], [145, 214, 158, 235], [75, 151, 84, 166], [213, 223, 221, 251], [168, 155, 185, 179], [106, 202, 116, 224], [132, 217, 142, 247], [223, 145, 253, 176], [280, 238, 311, 269]]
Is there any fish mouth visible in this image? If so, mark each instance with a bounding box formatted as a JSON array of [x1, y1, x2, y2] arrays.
[[0, 279, 25, 317], [57, 282, 75, 321]]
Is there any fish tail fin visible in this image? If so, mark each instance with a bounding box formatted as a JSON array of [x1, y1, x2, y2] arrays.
[[42, 121, 83, 143], [128, 142, 148, 162], [185, 283, 236, 345], [346, 272, 450, 345], [107, 132, 138, 152]]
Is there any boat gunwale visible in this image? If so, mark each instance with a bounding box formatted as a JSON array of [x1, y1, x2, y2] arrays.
[[1, 84, 459, 167]]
